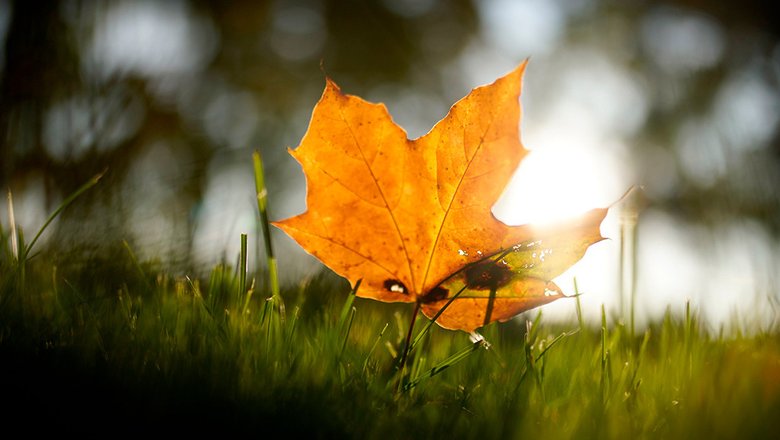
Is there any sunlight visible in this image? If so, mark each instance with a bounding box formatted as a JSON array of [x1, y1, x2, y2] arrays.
[[493, 133, 625, 226], [491, 128, 630, 322]]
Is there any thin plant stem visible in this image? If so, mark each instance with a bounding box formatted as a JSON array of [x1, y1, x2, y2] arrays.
[[252, 150, 280, 299], [339, 306, 356, 359], [338, 279, 360, 328], [239, 233, 248, 306], [7, 189, 17, 260], [403, 338, 487, 391], [409, 283, 468, 352], [630, 210, 638, 341], [396, 301, 421, 392], [23, 169, 105, 261], [363, 322, 389, 373], [122, 240, 152, 291], [619, 217, 625, 323], [601, 303, 610, 406], [408, 248, 511, 353], [574, 277, 584, 332]]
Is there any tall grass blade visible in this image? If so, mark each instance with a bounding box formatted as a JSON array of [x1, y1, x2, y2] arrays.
[[7, 189, 17, 260], [536, 328, 579, 360], [338, 279, 360, 328], [363, 322, 389, 373], [574, 277, 584, 331], [403, 339, 488, 391], [285, 306, 300, 346], [339, 306, 356, 359], [601, 303, 611, 406], [239, 233, 248, 305], [23, 170, 105, 261], [396, 302, 421, 387], [252, 150, 279, 299], [122, 240, 152, 290], [409, 284, 468, 353]]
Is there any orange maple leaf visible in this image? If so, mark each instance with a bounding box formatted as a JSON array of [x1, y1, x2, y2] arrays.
[[274, 61, 609, 332]]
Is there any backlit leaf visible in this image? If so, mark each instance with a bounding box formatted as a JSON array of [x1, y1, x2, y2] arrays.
[[274, 61, 610, 331]]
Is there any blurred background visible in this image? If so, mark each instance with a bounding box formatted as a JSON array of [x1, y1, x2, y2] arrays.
[[1, 0, 778, 328]]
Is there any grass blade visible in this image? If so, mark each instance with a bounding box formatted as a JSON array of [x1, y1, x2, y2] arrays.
[[601, 303, 611, 406], [7, 189, 17, 260], [574, 277, 584, 331], [339, 306, 356, 359], [363, 322, 389, 373], [122, 240, 152, 291], [403, 339, 488, 391], [338, 279, 360, 329], [535, 328, 579, 361], [253, 150, 279, 299], [239, 233, 248, 306], [23, 170, 105, 261], [409, 283, 468, 352]]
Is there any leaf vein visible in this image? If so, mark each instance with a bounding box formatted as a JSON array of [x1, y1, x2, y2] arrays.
[[336, 106, 417, 291]]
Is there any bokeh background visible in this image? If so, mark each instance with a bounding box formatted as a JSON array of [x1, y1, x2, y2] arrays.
[[1, 0, 778, 328]]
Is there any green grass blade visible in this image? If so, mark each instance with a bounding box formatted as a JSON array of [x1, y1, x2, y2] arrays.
[[535, 328, 579, 362], [574, 277, 584, 331], [339, 306, 356, 359], [23, 170, 105, 261], [285, 306, 300, 346], [409, 283, 468, 352], [601, 303, 611, 406], [403, 339, 488, 391], [6, 189, 18, 260], [338, 279, 360, 329], [363, 322, 389, 373], [239, 233, 248, 306], [122, 240, 152, 291], [252, 150, 279, 299]]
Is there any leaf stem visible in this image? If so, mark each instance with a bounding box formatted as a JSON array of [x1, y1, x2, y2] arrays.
[[409, 283, 468, 352], [396, 301, 421, 392], [483, 286, 497, 328]]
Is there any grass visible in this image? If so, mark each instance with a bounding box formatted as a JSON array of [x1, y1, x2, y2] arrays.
[[1, 170, 779, 437]]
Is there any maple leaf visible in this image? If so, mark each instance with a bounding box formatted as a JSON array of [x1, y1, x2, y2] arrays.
[[274, 61, 609, 332]]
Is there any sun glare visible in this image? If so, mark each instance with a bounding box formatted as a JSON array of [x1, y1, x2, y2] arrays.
[[493, 141, 625, 226], [490, 130, 633, 321]]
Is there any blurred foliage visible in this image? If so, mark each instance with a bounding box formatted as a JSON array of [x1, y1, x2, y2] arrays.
[[0, 0, 479, 266], [0, 0, 778, 272]]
